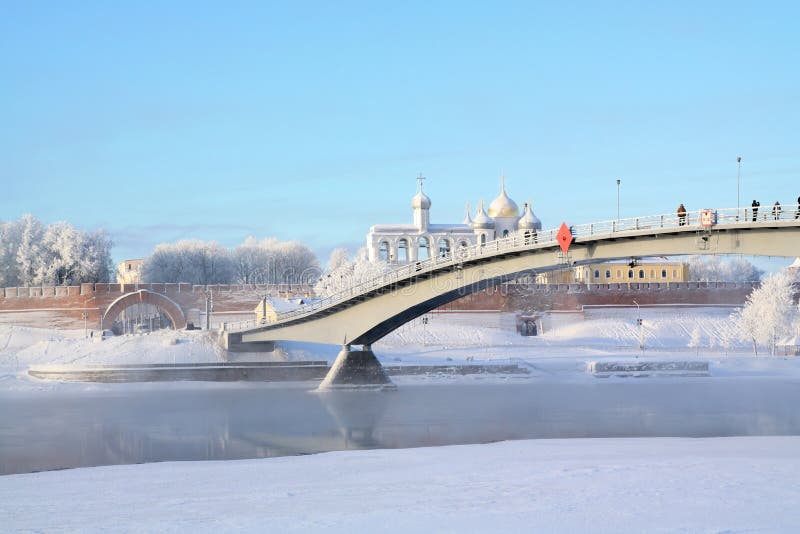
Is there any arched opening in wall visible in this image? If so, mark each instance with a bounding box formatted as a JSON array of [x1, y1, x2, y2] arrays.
[[605, 270, 611, 279], [459, 240, 468, 249], [480, 234, 486, 246], [101, 290, 187, 335], [502, 229, 509, 238], [439, 239, 451, 257], [398, 239, 409, 262], [628, 269, 634, 279], [379, 241, 390, 262], [594, 269, 600, 280], [418, 237, 430, 260], [112, 303, 174, 335], [638, 269, 645, 279]]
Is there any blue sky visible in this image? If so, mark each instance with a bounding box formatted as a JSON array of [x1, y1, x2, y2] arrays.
[[1, 1, 799, 267]]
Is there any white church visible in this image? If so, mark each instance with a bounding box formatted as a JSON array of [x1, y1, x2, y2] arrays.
[[367, 176, 542, 264]]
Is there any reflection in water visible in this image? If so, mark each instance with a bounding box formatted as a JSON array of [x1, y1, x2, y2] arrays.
[[2, 380, 800, 475]]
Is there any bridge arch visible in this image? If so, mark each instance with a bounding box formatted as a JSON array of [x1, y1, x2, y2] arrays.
[[101, 290, 187, 331]]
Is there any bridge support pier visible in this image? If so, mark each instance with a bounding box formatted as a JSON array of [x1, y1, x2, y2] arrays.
[[318, 344, 395, 390]]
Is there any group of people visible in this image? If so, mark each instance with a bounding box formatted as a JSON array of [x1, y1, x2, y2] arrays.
[[677, 196, 800, 224], [751, 197, 800, 221]]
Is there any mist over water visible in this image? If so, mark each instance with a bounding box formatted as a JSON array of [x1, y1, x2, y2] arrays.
[[3, 379, 800, 476]]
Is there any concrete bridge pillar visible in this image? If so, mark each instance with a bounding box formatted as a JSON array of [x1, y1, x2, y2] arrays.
[[317, 344, 395, 390]]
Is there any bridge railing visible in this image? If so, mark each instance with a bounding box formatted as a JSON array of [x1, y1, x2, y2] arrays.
[[222, 204, 799, 332]]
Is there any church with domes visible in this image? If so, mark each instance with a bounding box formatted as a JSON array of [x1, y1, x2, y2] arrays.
[[367, 175, 542, 264]]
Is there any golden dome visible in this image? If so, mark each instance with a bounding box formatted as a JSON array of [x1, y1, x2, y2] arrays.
[[487, 179, 519, 218]]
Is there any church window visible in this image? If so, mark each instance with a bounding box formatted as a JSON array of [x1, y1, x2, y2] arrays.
[[379, 241, 390, 262], [638, 269, 645, 279], [480, 234, 486, 246], [398, 239, 409, 262], [439, 239, 451, 257], [628, 269, 634, 279], [661, 269, 667, 278], [594, 269, 600, 279], [418, 237, 430, 260], [605, 270, 611, 279]]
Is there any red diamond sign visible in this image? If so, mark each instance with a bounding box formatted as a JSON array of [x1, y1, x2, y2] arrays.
[[557, 222, 573, 254]]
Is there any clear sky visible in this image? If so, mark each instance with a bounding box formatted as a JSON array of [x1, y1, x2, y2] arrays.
[[1, 1, 798, 266]]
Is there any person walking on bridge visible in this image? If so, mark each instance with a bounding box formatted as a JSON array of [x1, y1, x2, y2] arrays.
[[752, 199, 760, 221], [773, 201, 782, 220], [677, 203, 687, 226], [796, 196, 800, 219]]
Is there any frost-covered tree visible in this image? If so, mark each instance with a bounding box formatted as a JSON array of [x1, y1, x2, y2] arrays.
[[78, 229, 115, 283], [688, 256, 763, 282], [232, 237, 272, 284], [142, 240, 234, 285], [143, 237, 319, 285], [36, 221, 82, 285], [15, 214, 44, 286], [0, 214, 114, 286], [315, 247, 389, 298], [0, 218, 24, 286], [734, 269, 799, 355], [326, 248, 350, 273]]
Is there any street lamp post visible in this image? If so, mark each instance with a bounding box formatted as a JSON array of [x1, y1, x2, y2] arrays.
[[633, 300, 643, 353], [736, 156, 742, 218], [616, 179, 621, 222]]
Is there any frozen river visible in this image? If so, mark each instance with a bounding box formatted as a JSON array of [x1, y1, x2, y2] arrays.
[[2, 378, 800, 475]]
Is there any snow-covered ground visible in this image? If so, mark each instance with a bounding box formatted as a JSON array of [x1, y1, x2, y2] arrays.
[[2, 436, 799, 532]]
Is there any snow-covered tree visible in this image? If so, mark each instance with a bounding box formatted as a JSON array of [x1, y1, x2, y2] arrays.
[[143, 237, 319, 285], [15, 214, 44, 286], [36, 221, 82, 285], [0, 218, 24, 286], [78, 229, 114, 283], [315, 247, 389, 298], [326, 248, 350, 273], [142, 240, 234, 285], [0, 214, 114, 286], [688, 256, 763, 282], [734, 269, 799, 355]]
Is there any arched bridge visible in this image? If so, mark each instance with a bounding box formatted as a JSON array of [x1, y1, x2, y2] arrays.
[[225, 205, 800, 351]]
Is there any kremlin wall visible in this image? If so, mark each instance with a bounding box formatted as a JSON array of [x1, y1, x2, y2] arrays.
[[0, 280, 756, 331]]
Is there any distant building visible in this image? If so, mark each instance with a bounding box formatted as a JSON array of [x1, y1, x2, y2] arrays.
[[254, 297, 309, 323], [116, 259, 144, 284], [367, 175, 541, 264], [535, 260, 689, 284]]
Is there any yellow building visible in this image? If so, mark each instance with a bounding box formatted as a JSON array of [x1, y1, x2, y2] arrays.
[[535, 261, 689, 284], [254, 297, 308, 323], [116, 259, 144, 284]]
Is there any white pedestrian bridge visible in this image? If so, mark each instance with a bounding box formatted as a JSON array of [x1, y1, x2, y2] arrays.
[[223, 205, 800, 352]]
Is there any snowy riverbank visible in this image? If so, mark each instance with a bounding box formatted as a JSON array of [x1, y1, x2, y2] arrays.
[[2, 309, 800, 391], [2, 436, 799, 532]]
